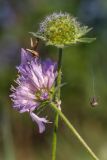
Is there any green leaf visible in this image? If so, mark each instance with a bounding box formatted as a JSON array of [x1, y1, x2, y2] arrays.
[[77, 37, 96, 43], [29, 32, 46, 40], [55, 82, 67, 92], [77, 27, 93, 38], [36, 101, 49, 115], [82, 27, 93, 35]]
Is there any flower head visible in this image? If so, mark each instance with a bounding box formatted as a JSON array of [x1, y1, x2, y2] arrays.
[[31, 12, 95, 48], [10, 49, 57, 133]]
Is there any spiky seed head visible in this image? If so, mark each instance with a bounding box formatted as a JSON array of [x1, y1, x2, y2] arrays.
[[30, 12, 95, 48]]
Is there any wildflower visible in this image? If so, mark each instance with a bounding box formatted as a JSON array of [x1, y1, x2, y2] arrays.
[[30, 12, 95, 48], [10, 49, 57, 133]]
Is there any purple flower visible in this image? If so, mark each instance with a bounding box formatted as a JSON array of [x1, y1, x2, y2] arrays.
[[10, 48, 57, 133]]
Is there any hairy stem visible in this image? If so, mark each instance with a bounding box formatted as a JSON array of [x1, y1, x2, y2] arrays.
[[51, 102, 100, 160], [52, 48, 62, 160]]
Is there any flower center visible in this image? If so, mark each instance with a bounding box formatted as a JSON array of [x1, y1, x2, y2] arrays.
[[36, 88, 52, 101], [45, 16, 76, 46]]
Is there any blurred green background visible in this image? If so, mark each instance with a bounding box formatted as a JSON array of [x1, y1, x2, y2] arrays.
[[0, 0, 107, 160]]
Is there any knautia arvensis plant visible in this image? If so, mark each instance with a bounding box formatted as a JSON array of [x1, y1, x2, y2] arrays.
[[10, 12, 99, 160], [10, 49, 57, 133]]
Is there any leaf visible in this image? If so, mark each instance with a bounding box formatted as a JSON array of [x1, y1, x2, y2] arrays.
[[29, 32, 39, 37], [77, 27, 93, 38], [53, 82, 67, 96], [29, 32, 46, 40], [36, 101, 49, 115], [77, 37, 96, 43], [82, 27, 93, 35]]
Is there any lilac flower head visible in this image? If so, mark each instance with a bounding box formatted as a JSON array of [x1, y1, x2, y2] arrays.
[[10, 49, 57, 133]]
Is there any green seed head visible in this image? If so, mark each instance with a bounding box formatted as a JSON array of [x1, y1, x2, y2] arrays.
[[31, 12, 95, 48]]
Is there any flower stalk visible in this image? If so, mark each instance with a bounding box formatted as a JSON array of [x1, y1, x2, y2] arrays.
[[51, 102, 100, 160], [52, 48, 62, 160]]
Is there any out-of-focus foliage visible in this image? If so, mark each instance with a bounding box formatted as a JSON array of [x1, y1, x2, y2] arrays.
[[0, 0, 107, 159]]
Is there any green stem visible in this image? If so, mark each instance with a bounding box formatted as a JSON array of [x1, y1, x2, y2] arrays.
[[52, 48, 63, 160], [51, 113, 59, 160], [51, 102, 100, 160]]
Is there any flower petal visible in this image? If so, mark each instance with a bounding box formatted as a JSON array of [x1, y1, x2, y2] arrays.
[[30, 112, 48, 133], [21, 48, 32, 65]]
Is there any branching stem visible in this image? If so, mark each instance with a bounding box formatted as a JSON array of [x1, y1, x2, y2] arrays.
[[51, 102, 100, 160]]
